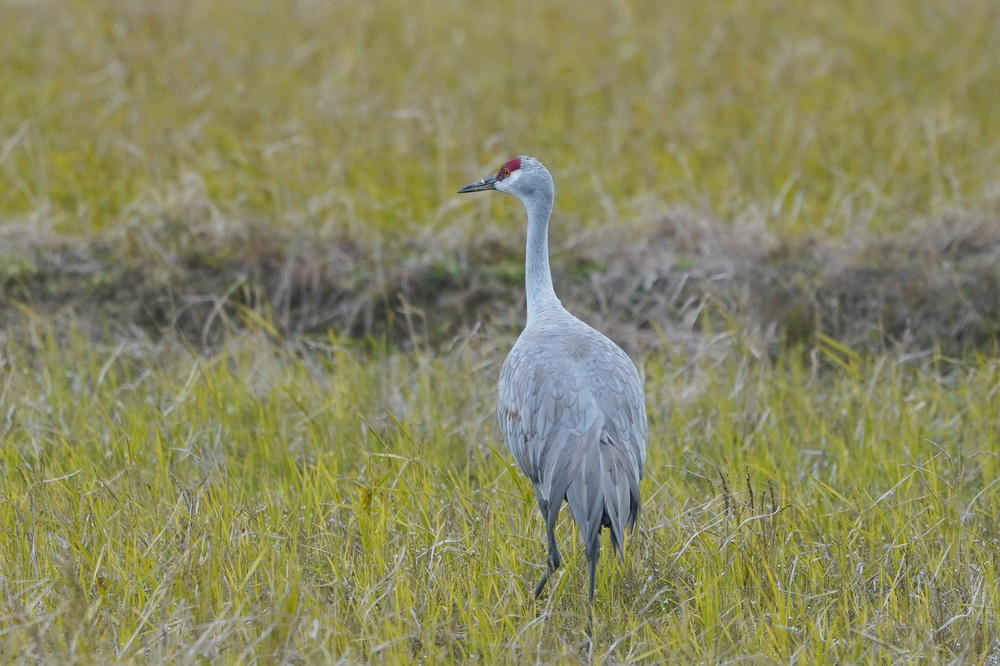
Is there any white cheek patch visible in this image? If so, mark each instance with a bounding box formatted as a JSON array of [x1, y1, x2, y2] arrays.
[[499, 169, 522, 192]]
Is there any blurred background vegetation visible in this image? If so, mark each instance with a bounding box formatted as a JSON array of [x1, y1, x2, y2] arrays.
[[2, 0, 999, 239], [3, 0, 1000, 352]]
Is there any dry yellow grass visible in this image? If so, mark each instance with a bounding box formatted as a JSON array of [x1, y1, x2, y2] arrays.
[[2, 326, 999, 662]]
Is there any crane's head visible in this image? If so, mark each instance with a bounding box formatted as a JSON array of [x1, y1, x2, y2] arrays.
[[457, 156, 552, 200]]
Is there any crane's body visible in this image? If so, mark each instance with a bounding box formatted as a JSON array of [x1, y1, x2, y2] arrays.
[[458, 156, 648, 602]]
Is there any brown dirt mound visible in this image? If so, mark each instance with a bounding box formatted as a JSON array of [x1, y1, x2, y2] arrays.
[[1, 213, 998, 355]]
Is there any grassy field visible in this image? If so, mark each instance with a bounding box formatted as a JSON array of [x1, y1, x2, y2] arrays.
[[2, 0, 1000, 663], [2, 327, 999, 662]]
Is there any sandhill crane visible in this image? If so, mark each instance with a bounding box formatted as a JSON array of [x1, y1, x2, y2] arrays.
[[458, 156, 648, 603]]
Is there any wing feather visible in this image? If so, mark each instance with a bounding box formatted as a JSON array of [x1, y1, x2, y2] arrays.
[[497, 317, 649, 546]]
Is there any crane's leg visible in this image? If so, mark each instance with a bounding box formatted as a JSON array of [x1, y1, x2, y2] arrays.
[[533, 520, 562, 599], [585, 547, 598, 643], [587, 553, 598, 604]]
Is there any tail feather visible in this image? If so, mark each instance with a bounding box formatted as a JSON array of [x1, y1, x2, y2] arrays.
[[599, 434, 641, 556], [564, 428, 641, 566]]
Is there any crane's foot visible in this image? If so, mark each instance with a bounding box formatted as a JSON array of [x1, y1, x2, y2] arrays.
[[533, 567, 553, 599], [534, 529, 562, 600]]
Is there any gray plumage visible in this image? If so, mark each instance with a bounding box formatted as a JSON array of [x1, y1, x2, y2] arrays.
[[458, 156, 648, 602]]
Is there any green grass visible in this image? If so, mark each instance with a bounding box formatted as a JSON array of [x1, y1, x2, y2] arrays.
[[1, 325, 998, 662]]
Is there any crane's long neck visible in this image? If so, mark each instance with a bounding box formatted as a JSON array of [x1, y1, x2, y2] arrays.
[[523, 187, 560, 323]]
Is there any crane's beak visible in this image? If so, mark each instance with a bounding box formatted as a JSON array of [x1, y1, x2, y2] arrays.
[[457, 173, 499, 194]]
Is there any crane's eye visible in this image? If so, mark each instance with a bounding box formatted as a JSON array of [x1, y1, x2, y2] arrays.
[[502, 168, 510, 177]]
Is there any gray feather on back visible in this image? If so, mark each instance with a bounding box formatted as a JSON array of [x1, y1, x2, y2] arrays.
[[498, 311, 647, 562]]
